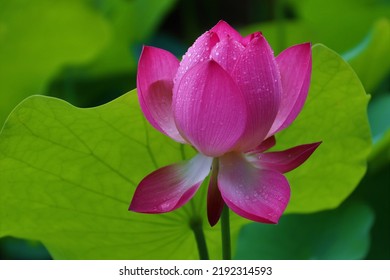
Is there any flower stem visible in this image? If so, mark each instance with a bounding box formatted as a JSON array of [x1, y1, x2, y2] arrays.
[[221, 205, 231, 260], [190, 218, 209, 260]]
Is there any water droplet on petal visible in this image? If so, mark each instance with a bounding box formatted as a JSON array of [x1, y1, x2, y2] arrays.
[[159, 202, 172, 212]]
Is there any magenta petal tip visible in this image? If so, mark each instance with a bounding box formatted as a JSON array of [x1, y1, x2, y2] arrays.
[[258, 141, 322, 174], [129, 154, 212, 213]]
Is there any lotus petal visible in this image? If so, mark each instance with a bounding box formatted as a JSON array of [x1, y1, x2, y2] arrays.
[[256, 142, 321, 173], [268, 43, 312, 136], [137, 46, 185, 142], [218, 152, 290, 223], [232, 33, 282, 151], [173, 60, 247, 157], [129, 154, 213, 213]]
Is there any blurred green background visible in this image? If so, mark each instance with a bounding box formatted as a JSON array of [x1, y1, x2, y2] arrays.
[[0, 0, 389, 260]]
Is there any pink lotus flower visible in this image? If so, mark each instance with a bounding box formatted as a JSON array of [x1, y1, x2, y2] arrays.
[[129, 20, 320, 226]]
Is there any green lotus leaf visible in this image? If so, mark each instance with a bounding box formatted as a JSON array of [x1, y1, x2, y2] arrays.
[[0, 0, 110, 125], [235, 201, 374, 260], [345, 19, 390, 93]]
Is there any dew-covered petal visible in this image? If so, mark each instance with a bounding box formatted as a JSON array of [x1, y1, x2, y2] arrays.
[[129, 154, 213, 213], [241, 32, 257, 46], [174, 31, 219, 89], [207, 160, 224, 227], [209, 20, 243, 42], [210, 36, 245, 74], [218, 153, 290, 224], [232, 33, 282, 152], [137, 46, 185, 142], [268, 43, 312, 136], [173, 60, 247, 157], [256, 142, 321, 174]]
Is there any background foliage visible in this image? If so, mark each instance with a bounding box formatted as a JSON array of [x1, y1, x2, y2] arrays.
[[0, 0, 389, 259]]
